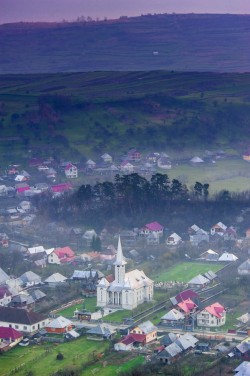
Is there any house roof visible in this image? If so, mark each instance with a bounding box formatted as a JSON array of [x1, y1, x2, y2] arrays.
[[71, 270, 103, 279], [28, 246, 45, 255], [0, 326, 23, 340], [0, 267, 9, 285], [165, 342, 183, 357], [12, 293, 35, 305], [204, 302, 225, 318], [0, 307, 46, 325], [234, 361, 250, 375], [44, 273, 67, 284], [204, 270, 217, 280], [236, 313, 250, 324], [177, 298, 197, 313], [135, 320, 157, 334], [161, 309, 185, 321], [51, 183, 72, 193], [144, 221, 163, 231], [170, 289, 199, 305], [218, 252, 238, 262], [54, 246, 75, 260], [121, 333, 146, 345], [30, 289, 46, 301], [188, 274, 210, 285], [212, 222, 227, 231], [87, 323, 116, 337], [46, 316, 72, 329], [176, 333, 198, 350], [167, 233, 182, 241], [190, 156, 204, 163], [238, 259, 250, 271], [19, 271, 41, 284]]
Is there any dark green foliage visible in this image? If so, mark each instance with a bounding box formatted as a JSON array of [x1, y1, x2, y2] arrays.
[[56, 352, 64, 361]]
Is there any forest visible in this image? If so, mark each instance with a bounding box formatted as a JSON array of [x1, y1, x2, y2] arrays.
[[33, 173, 250, 232]]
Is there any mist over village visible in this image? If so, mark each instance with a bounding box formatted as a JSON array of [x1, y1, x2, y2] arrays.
[[0, 2, 250, 376]]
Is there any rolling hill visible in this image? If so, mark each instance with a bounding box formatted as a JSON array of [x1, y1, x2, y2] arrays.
[[1, 14, 250, 74]]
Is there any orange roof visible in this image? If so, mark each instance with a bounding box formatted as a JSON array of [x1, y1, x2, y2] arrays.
[[177, 298, 197, 313], [55, 246, 75, 260], [204, 302, 225, 318]]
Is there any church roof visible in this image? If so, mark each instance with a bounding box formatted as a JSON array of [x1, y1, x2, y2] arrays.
[[113, 237, 127, 266]]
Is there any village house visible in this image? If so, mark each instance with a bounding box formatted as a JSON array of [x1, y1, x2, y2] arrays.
[[234, 361, 250, 375], [18, 271, 42, 287], [130, 321, 157, 344], [238, 259, 250, 276], [101, 153, 112, 163], [0, 307, 49, 333], [86, 159, 96, 169], [120, 161, 134, 173], [45, 316, 73, 334], [210, 222, 227, 236], [139, 221, 164, 237], [166, 233, 182, 246], [157, 156, 172, 170], [96, 237, 154, 310], [234, 338, 250, 361], [0, 287, 12, 307], [189, 225, 209, 245], [114, 332, 146, 351], [188, 274, 210, 289], [10, 292, 35, 310], [218, 252, 238, 262], [199, 249, 219, 262], [127, 149, 141, 161], [44, 273, 67, 287], [47, 246, 75, 264], [64, 163, 78, 178], [86, 323, 116, 340], [160, 309, 186, 329], [0, 326, 23, 352], [197, 302, 226, 327]]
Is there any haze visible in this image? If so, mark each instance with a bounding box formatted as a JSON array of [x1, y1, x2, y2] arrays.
[[1, 0, 250, 24]]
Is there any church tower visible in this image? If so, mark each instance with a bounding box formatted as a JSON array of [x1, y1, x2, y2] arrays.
[[113, 236, 127, 284]]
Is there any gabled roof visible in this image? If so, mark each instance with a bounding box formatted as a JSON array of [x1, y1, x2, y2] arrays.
[[177, 298, 197, 313], [46, 316, 72, 329], [0, 326, 23, 340], [12, 293, 35, 305], [204, 270, 217, 280], [121, 333, 146, 345], [135, 320, 157, 334], [176, 333, 198, 350], [72, 270, 103, 279], [144, 221, 163, 231], [165, 342, 183, 357], [28, 246, 45, 255], [19, 271, 41, 284], [170, 289, 199, 305], [238, 259, 250, 271], [0, 307, 46, 325], [212, 222, 227, 231], [203, 302, 225, 318], [218, 252, 238, 262], [188, 274, 210, 285], [87, 323, 116, 337], [97, 277, 110, 288], [167, 233, 182, 241], [44, 273, 67, 284], [161, 309, 185, 321], [234, 361, 250, 375], [190, 156, 204, 163], [30, 289, 46, 301]]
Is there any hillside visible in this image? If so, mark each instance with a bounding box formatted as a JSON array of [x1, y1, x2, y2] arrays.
[[1, 14, 250, 73], [1, 70, 250, 162]]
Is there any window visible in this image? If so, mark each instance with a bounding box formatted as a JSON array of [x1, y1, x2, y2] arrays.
[[32, 325, 35, 330], [23, 326, 27, 330], [15, 325, 19, 329]]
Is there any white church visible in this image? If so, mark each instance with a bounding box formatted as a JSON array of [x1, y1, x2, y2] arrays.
[[96, 237, 154, 310]]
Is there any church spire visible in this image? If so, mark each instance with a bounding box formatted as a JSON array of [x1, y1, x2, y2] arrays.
[[113, 236, 127, 266]]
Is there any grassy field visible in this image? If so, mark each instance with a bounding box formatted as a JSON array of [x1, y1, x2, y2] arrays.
[[153, 262, 222, 283], [57, 297, 97, 317], [0, 337, 144, 376]]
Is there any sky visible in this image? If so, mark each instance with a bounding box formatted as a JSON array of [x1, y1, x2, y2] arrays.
[[1, 0, 250, 24]]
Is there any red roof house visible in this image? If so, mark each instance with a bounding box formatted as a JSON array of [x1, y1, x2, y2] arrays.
[[48, 246, 75, 264], [0, 326, 23, 342], [140, 221, 164, 237], [197, 302, 226, 327], [177, 298, 198, 315]]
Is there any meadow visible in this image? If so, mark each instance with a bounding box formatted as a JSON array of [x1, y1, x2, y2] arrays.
[[153, 262, 222, 283]]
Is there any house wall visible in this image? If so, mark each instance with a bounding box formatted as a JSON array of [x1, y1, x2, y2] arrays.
[[46, 325, 72, 334], [197, 311, 226, 327], [48, 252, 60, 264], [0, 295, 11, 307], [0, 319, 49, 333]]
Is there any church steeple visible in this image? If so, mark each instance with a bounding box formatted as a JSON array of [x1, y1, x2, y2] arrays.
[[113, 236, 126, 284], [113, 236, 127, 266]]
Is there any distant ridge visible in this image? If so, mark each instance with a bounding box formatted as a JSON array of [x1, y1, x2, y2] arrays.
[[1, 13, 250, 74]]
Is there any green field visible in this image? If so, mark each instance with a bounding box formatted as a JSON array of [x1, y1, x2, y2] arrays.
[[153, 262, 222, 283], [57, 297, 97, 317], [0, 337, 144, 376]]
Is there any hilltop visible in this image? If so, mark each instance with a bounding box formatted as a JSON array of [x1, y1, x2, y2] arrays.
[[1, 70, 250, 163], [1, 13, 250, 73]]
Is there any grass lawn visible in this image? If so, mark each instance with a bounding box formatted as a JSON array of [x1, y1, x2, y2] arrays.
[[84, 355, 144, 376], [153, 262, 222, 283], [57, 297, 96, 317], [1, 337, 109, 376]]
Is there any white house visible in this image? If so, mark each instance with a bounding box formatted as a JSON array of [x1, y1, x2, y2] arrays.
[[197, 302, 226, 327], [140, 221, 164, 237], [120, 161, 134, 173], [0, 307, 49, 333], [166, 233, 182, 246], [210, 222, 227, 236], [218, 252, 238, 262], [96, 237, 154, 310], [0, 287, 12, 307], [65, 163, 78, 179], [101, 153, 112, 163], [18, 271, 42, 287]]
